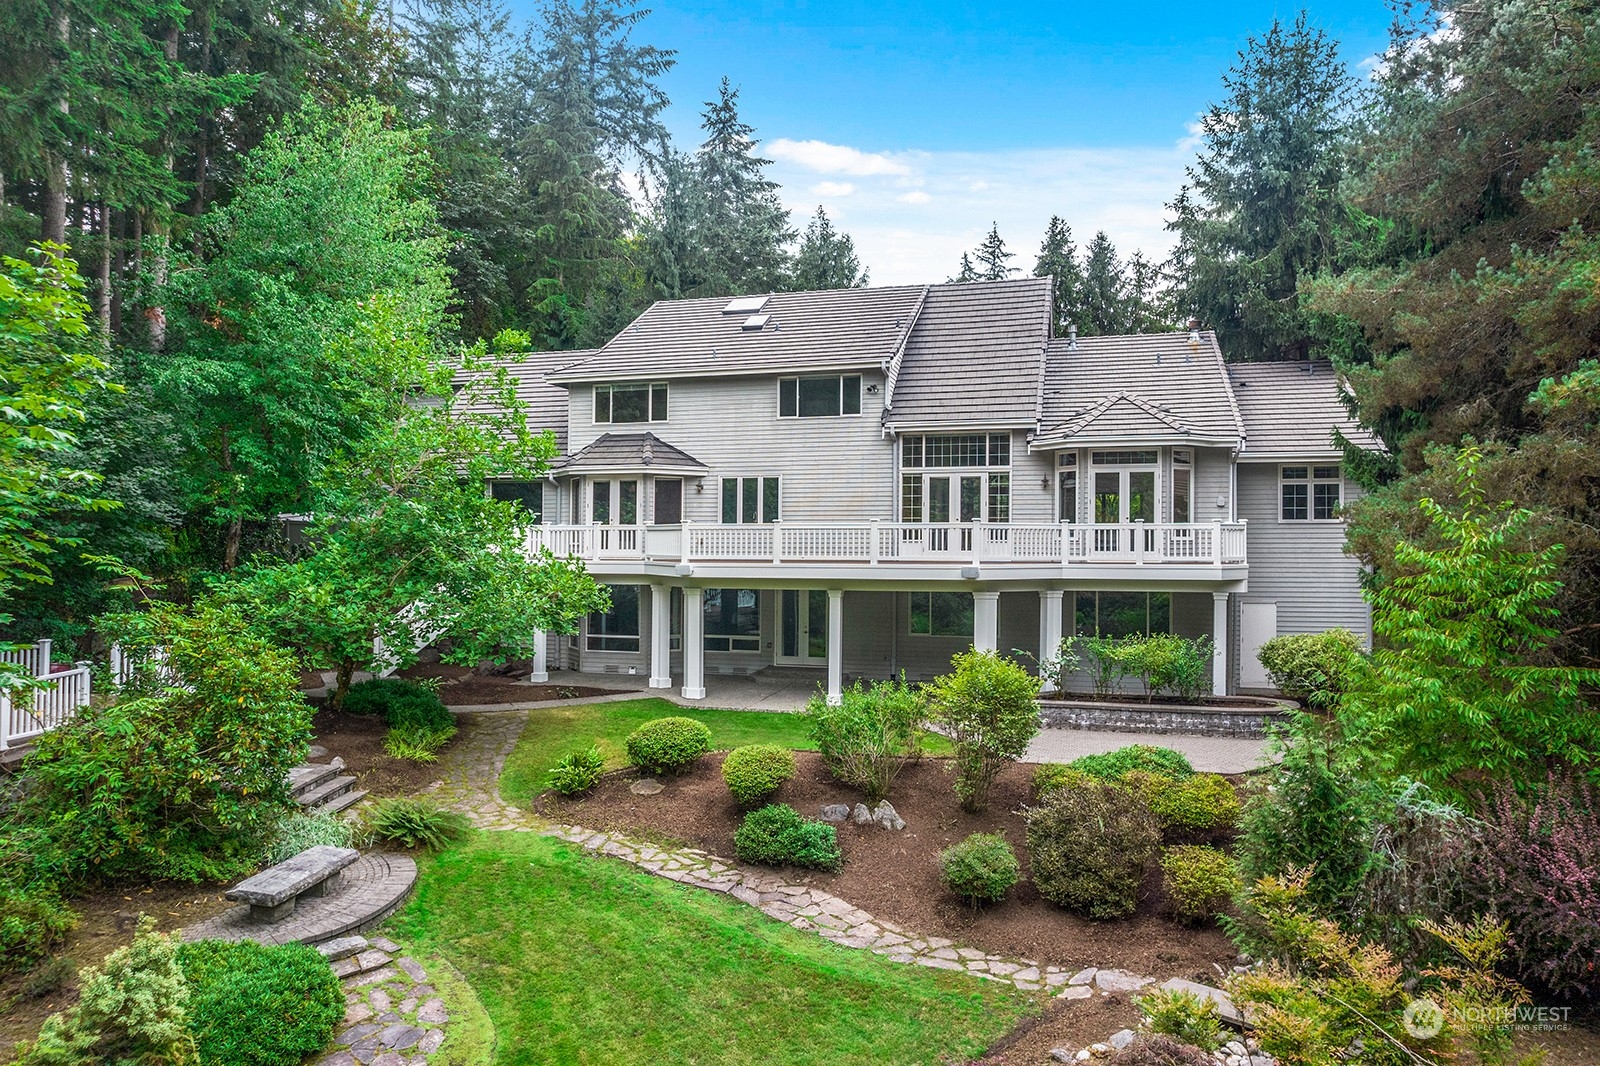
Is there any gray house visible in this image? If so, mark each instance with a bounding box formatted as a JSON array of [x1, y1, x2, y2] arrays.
[[475, 278, 1380, 702]]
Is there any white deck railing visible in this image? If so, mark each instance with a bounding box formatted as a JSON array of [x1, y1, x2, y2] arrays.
[[1, 639, 91, 750], [528, 520, 1248, 567]]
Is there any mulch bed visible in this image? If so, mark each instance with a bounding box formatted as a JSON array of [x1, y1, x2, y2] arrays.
[[538, 750, 1238, 981], [971, 991, 1143, 1065], [396, 661, 615, 706], [309, 705, 447, 798]]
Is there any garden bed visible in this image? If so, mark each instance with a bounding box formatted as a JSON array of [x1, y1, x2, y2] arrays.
[[1038, 696, 1290, 739], [309, 706, 449, 797], [396, 662, 616, 705], [536, 750, 1236, 979]]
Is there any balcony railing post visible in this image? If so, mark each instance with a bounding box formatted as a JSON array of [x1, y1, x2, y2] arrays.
[[681, 519, 692, 565], [1212, 521, 1223, 567], [971, 520, 983, 565], [771, 520, 782, 565], [1, 688, 10, 750], [869, 519, 880, 564], [1134, 521, 1145, 565]]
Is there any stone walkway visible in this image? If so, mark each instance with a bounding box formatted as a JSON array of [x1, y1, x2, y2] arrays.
[[314, 935, 449, 1065], [430, 709, 1161, 1000]]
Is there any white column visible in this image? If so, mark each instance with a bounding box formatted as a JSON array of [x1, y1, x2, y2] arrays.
[[973, 591, 1000, 653], [682, 587, 706, 700], [826, 588, 844, 706], [530, 629, 549, 683], [1038, 589, 1064, 692], [649, 584, 673, 689], [1212, 591, 1230, 696]]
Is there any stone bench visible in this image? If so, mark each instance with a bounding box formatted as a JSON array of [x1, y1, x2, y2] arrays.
[[227, 845, 360, 923]]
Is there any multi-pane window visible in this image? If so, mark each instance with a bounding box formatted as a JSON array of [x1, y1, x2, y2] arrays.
[[721, 477, 780, 523], [591, 479, 638, 524], [778, 375, 862, 417], [594, 382, 668, 423], [587, 584, 641, 651], [1058, 452, 1077, 523], [986, 474, 1010, 522], [1073, 591, 1172, 638], [1171, 449, 1192, 524], [901, 433, 1011, 468], [703, 589, 761, 651], [490, 480, 544, 522], [900, 474, 923, 522], [908, 592, 974, 637], [1090, 450, 1159, 466], [1281, 465, 1342, 520]]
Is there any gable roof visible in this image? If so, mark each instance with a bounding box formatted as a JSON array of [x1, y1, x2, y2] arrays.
[[1036, 330, 1244, 448], [555, 431, 709, 475], [547, 286, 929, 384], [1226, 361, 1385, 460], [884, 277, 1052, 430], [451, 350, 590, 452]]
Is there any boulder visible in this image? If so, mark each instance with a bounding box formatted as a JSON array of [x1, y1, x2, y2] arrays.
[[1110, 1029, 1136, 1050], [1160, 977, 1246, 1027], [870, 800, 906, 830], [851, 803, 873, 825], [819, 803, 851, 823]]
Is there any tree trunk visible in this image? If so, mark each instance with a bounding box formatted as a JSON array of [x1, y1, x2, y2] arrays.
[[41, 6, 70, 244], [96, 205, 112, 335], [111, 208, 125, 334], [145, 21, 180, 352], [223, 515, 242, 570], [333, 662, 355, 710]]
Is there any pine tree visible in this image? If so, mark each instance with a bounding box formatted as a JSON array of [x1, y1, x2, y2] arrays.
[[973, 222, 1016, 281], [1080, 231, 1126, 336], [789, 206, 867, 290], [1033, 216, 1082, 336], [694, 78, 794, 294], [950, 252, 979, 283]]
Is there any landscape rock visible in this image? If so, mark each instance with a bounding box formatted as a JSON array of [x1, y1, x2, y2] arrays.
[[1111, 1029, 1136, 1050], [851, 802, 873, 824], [1160, 977, 1245, 1026], [1050, 1050, 1074, 1063], [819, 804, 851, 822], [1094, 968, 1152, 992], [870, 800, 906, 830], [629, 778, 664, 796]]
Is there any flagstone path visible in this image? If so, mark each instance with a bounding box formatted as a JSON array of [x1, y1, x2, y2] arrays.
[[423, 709, 1160, 998]]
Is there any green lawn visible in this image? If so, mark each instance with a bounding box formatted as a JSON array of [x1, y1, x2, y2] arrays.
[[387, 832, 1034, 1065], [499, 697, 949, 806]]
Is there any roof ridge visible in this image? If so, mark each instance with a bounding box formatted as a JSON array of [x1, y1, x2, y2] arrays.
[[1207, 332, 1248, 450]]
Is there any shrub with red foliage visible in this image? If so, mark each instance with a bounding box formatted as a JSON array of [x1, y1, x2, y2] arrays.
[[1468, 769, 1600, 1000]]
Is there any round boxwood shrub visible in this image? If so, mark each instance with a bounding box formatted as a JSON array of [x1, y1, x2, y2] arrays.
[[939, 833, 1020, 905], [626, 716, 712, 776], [177, 938, 343, 1066], [1027, 777, 1161, 919], [1149, 773, 1242, 833], [733, 804, 842, 872], [721, 744, 796, 806], [1068, 744, 1194, 782], [548, 746, 606, 796], [1257, 628, 1364, 707], [1159, 844, 1239, 925]]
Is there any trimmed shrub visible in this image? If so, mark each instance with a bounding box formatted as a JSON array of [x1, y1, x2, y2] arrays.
[[547, 746, 605, 796], [0, 877, 77, 977], [1135, 986, 1224, 1051], [721, 744, 796, 807], [1149, 774, 1241, 833], [1108, 1035, 1216, 1066], [625, 716, 712, 776], [733, 804, 842, 872], [926, 650, 1041, 813], [1069, 744, 1194, 782], [939, 833, 1020, 905], [1257, 629, 1363, 707], [1160, 845, 1238, 925], [178, 939, 343, 1066], [265, 810, 353, 866], [382, 720, 457, 762], [1027, 778, 1160, 919], [1116, 635, 1214, 702], [1031, 762, 1091, 801], [804, 677, 926, 801], [364, 797, 470, 851], [1466, 769, 1599, 998]]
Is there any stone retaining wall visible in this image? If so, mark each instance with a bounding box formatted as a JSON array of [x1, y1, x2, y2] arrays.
[[1037, 699, 1288, 738]]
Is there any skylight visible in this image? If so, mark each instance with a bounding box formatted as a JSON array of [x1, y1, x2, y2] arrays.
[[722, 295, 769, 315], [741, 314, 772, 331]]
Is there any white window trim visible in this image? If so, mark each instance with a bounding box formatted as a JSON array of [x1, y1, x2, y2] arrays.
[[1277, 462, 1344, 524], [776, 374, 864, 419], [586, 583, 642, 652], [594, 382, 668, 424], [719, 475, 782, 524]]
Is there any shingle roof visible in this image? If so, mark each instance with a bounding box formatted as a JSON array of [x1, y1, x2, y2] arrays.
[[452, 351, 588, 451], [1036, 331, 1244, 448], [1226, 361, 1385, 459], [884, 277, 1052, 429], [555, 432, 709, 474], [547, 287, 930, 383]]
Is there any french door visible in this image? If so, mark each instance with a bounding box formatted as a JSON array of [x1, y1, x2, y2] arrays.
[[777, 590, 828, 665], [914, 473, 985, 552], [1092, 467, 1157, 555]]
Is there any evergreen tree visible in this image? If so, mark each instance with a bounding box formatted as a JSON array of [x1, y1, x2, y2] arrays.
[[788, 206, 867, 290], [641, 147, 712, 299], [1079, 231, 1126, 336], [694, 78, 794, 295], [1033, 216, 1083, 336], [973, 222, 1016, 281], [1166, 13, 1356, 361], [950, 252, 979, 283]]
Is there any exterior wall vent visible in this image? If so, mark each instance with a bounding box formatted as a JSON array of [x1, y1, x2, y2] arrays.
[[722, 295, 770, 315]]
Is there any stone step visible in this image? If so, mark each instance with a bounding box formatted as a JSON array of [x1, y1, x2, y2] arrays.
[[314, 788, 368, 817], [287, 758, 346, 799], [0, 744, 34, 773], [296, 774, 357, 810]]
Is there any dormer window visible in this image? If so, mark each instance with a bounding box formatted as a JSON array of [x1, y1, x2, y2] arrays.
[[595, 382, 667, 423], [778, 375, 861, 417]]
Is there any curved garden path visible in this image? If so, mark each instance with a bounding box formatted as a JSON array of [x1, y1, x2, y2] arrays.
[[423, 709, 1158, 999]]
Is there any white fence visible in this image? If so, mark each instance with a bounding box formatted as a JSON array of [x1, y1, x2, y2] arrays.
[[1, 639, 91, 751]]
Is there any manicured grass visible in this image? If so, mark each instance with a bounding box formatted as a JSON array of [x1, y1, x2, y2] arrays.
[[499, 697, 949, 806], [387, 832, 1034, 1065]]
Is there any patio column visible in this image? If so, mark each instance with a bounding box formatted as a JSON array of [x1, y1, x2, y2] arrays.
[[530, 629, 549, 683], [826, 588, 844, 706], [973, 591, 1000, 653], [649, 584, 672, 689], [682, 587, 706, 700], [1212, 591, 1230, 696], [1038, 590, 1064, 692]]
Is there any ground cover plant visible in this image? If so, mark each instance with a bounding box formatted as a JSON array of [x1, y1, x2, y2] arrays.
[[733, 804, 842, 871], [804, 676, 927, 801], [177, 939, 343, 1066], [386, 832, 1034, 1064]]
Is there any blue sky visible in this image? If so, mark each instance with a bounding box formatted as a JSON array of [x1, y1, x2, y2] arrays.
[[540, 1, 1399, 283]]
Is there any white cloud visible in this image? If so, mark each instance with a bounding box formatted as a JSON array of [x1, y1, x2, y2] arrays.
[[811, 181, 856, 197], [767, 138, 913, 177], [766, 136, 1195, 285]]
